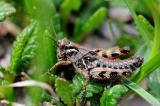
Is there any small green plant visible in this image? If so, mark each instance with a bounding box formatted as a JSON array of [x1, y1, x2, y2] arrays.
[[0, 0, 160, 106]]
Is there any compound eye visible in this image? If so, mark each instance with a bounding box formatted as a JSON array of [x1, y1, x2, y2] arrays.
[[66, 48, 78, 56], [60, 45, 65, 50], [65, 46, 78, 50]]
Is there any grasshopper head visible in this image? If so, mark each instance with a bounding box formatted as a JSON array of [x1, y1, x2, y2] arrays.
[[57, 38, 79, 60]]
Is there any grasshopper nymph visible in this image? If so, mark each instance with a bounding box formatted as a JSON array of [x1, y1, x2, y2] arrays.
[[49, 38, 143, 89]]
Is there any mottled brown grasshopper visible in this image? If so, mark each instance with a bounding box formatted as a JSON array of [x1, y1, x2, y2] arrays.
[[49, 38, 143, 89]]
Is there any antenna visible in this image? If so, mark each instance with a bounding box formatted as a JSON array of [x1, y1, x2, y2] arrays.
[[47, 34, 57, 48], [52, 25, 58, 42], [51, 19, 60, 41], [46, 19, 60, 47]]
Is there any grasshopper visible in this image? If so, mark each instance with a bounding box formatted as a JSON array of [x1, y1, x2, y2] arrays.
[[49, 38, 143, 89]]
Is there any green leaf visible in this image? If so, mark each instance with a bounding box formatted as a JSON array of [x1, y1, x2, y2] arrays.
[[123, 78, 160, 106], [7, 23, 35, 73], [79, 0, 107, 20], [74, 18, 83, 37], [60, 0, 82, 25], [20, 33, 36, 70], [111, 0, 128, 7], [55, 78, 74, 106], [82, 7, 107, 33], [74, 7, 107, 42], [71, 75, 84, 96], [71, 75, 102, 98], [100, 85, 128, 106], [86, 83, 103, 98], [136, 15, 154, 40], [0, 1, 16, 21], [41, 92, 65, 106], [148, 68, 160, 101], [61, 0, 82, 11], [0, 79, 13, 101]]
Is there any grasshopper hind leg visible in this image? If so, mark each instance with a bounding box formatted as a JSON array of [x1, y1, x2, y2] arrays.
[[94, 46, 130, 60]]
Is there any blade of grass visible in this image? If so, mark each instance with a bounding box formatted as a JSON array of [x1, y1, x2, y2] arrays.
[[148, 68, 160, 100], [123, 0, 150, 43], [123, 78, 160, 106], [144, 0, 160, 59]]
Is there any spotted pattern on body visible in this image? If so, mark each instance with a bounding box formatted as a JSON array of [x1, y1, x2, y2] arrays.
[[74, 51, 143, 80]]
